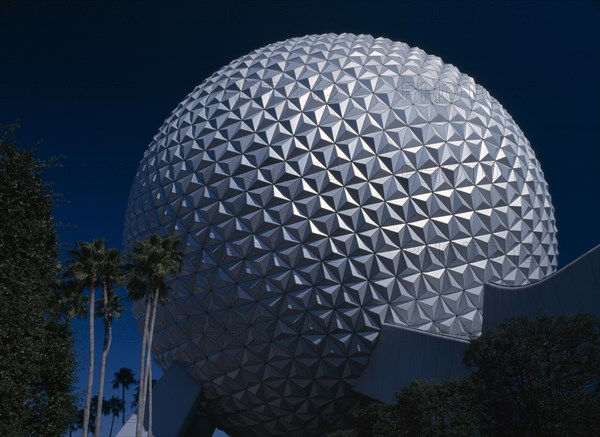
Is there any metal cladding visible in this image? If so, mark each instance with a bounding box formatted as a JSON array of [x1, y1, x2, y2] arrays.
[[123, 34, 558, 436]]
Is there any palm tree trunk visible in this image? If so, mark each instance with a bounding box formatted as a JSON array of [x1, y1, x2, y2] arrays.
[[82, 278, 96, 437], [122, 385, 126, 427], [109, 412, 115, 437], [148, 366, 153, 437], [94, 283, 112, 437], [144, 288, 160, 437], [136, 296, 152, 437]]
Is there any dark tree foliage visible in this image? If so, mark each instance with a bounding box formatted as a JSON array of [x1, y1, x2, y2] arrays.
[[0, 123, 76, 436], [353, 400, 401, 437], [342, 379, 479, 437], [393, 379, 479, 437], [330, 314, 600, 437], [88, 395, 110, 434], [464, 314, 600, 437]]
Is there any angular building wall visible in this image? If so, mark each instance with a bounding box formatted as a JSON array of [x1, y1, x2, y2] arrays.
[[483, 244, 600, 330], [353, 324, 468, 403], [353, 244, 600, 404]]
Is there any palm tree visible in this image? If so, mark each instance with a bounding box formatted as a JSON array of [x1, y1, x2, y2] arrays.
[[68, 409, 84, 437], [64, 239, 107, 437], [56, 279, 88, 323], [94, 289, 125, 437], [131, 378, 157, 412], [89, 395, 110, 435], [125, 235, 183, 436], [131, 384, 140, 412], [106, 396, 125, 437], [112, 368, 136, 426], [93, 248, 124, 437]]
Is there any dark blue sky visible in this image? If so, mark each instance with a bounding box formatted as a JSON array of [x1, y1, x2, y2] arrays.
[[1, 0, 599, 433]]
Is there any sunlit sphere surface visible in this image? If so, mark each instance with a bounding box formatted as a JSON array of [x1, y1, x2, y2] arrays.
[[123, 33, 558, 436]]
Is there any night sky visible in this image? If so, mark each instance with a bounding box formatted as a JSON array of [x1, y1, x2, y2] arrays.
[[1, 0, 599, 434]]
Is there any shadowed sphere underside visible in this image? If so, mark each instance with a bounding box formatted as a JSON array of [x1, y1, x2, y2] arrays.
[[123, 33, 558, 436]]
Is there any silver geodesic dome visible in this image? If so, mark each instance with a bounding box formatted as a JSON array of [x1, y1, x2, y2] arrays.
[[123, 33, 558, 436]]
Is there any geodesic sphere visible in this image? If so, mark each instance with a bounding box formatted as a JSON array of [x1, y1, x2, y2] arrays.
[[123, 33, 558, 436]]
